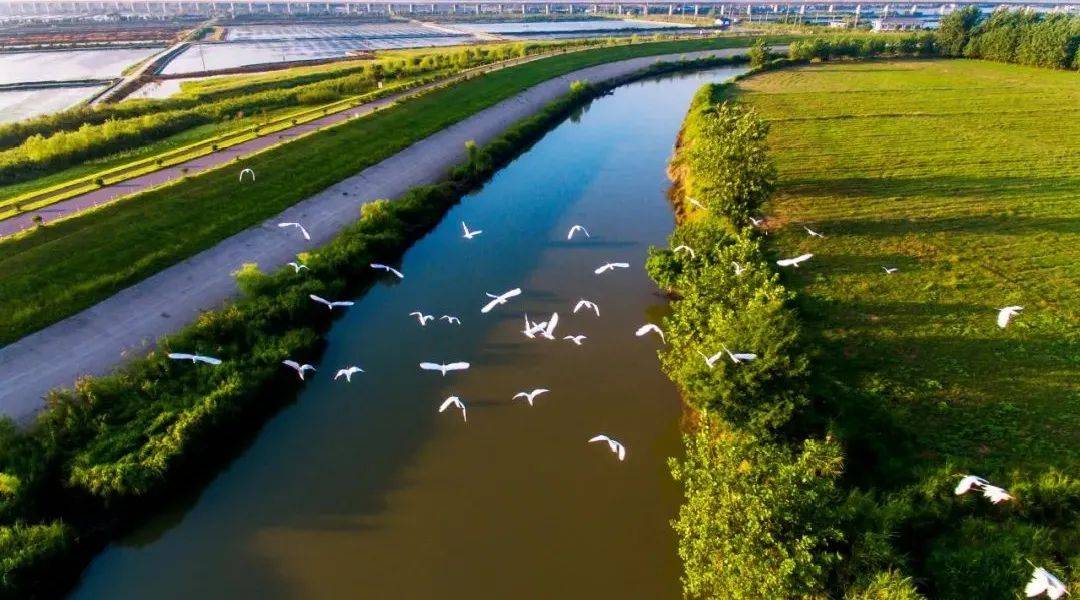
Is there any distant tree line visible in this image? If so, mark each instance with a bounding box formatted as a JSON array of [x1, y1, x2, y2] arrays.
[[939, 7, 1080, 70]]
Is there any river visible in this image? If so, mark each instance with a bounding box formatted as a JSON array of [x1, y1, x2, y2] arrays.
[[69, 65, 745, 599]]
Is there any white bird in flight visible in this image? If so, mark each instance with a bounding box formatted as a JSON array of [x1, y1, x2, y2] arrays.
[[588, 435, 626, 461], [419, 362, 470, 376], [567, 225, 590, 240], [954, 475, 989, 495], [282, 360, 315, 380], [539, 312, 559, 340], [804, 226, 825, 238], [673, 245, 696, 259], [722, 344, 758, 363], [573, 299, 600, 317], [167, 352, 222, 365], [410, 311, 434, 326], [1026, 566, 1069, 599], [440, 315, 461, 325], [461, 221, 482, 240], [777, 253, 813, 268], [732, 262, 746, 276], [749, 216, 763, 226], [481, 288, 522, 313], [698, 349, 725, 369], [334, 366, 364, 382], [635, 323, 665, 343], [438, 396, 467, 422], [882, 266, 898, 275], [523, 313, 544, 338], [370, 263, 403, 279], [278, 222, 310, 240], [239, 168, 255, 183], [310, 294, 354, 310], [594, 262, 630, 275], [513, 388, 549, 406], [564, 334, 587, 346], [997, 305, 1023, 329], [287, 261, 308, 273], [982, 484, 1014, 504]]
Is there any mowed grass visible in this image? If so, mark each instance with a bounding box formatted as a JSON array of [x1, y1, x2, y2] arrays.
[[735, 59, 1080, 476], [0, 36, 775, 346]]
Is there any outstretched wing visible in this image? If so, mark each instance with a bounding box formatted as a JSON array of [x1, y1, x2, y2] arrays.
[[444, 362, 470, 372], [283, 360, 300, 370], [418, 362, 442, 372], [588, 435, 609, 443], [310, 294, 329, 306], [168, 353, 194, 360], [195, 355, 222, 365], [1025, 568, 1050, 598]]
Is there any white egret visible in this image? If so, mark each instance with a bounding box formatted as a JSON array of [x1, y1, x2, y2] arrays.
[[573, 299, 600, 317], [334, 366, 364, 382], [635, 323, 665, 343], [997, 305, 1023, 329], [419, 362, 470, 376], [563, 335, 587, 346], [588, 435, 626, 461], [982, 484, 1014, 504], [954, 475, 989, 495], [523, 313, 543, 338], [540, 312, 559, 340], [1026, 566, 1069, 599], [438, 396, 467, 422], [481, 288, 522, 313], [673, 245, 696, 259], [238, 168, 255, 183], [409, 311, 434, 326], [567, 225, 590, 240], [167, 353, 222, 365], [732, 262, 746, 276], [594, 262, 630, 275], [698, 349, 725, 369], [282, 360, 316, 380], [310, 294, 354, 310], [804, 226, 825, 238], [278, 222, 310, 241], [287, 261, 308, 273], [722, 344, 758, 363], [882, 266, 899, 275], [749, 216, 763, 226], [777, 253, 813, 268], [440, 315, 461, 325], [461, 222, 482, 240], [513, 388, 549, 406], [370, 263, 404, 279]]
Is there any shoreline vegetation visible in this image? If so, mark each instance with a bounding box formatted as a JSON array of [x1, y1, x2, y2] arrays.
[[0, 55, 746, 599]]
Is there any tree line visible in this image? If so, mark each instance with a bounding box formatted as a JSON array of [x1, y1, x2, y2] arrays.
[[939, 7, 1080, 69]]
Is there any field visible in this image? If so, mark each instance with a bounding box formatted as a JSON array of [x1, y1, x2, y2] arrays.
[[0, 36, 775, 346]]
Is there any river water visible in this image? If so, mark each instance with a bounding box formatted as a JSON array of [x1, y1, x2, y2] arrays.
[[69, 65, 745, 599]]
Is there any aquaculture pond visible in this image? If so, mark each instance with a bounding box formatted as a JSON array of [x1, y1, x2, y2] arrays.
[[70, 65, 746, 599]]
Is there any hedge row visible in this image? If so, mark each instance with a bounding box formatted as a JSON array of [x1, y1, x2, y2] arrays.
[[940, 7, 1080, 70]]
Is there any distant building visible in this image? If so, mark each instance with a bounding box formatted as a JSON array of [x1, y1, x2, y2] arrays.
[[827, 20, 850, 28], [713, 17, 732, 28], [872, 16, 932, 31]]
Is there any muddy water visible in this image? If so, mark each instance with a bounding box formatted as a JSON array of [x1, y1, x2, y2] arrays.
[[70, 66, 745, 599]]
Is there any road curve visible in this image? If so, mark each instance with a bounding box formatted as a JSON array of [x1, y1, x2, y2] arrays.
[[0, 47, 751, 424]]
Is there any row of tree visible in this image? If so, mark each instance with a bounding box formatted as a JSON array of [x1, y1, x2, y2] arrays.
[[939, 8, 1080, 70]]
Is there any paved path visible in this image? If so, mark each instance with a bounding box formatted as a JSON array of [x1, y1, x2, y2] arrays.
[[0, 48, 751, 424]]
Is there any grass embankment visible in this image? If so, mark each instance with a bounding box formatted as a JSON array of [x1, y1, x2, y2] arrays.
[[0, 57, 744, 598], [0, 35, 779, 346], [732, 59, 1078, 596]]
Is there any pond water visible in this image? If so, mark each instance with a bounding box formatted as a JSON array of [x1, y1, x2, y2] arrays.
[[69, 64, 747, 599], [0, 47, 157, 84], [0, 86, 103, 123], [453, 18, 693, 33]]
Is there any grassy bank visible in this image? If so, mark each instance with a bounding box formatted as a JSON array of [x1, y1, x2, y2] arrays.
[[0, 35, 777, 346], [733, 59, 1078, 597]]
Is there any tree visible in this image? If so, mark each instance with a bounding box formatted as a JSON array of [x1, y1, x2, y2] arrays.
[[748, 38, 775, 68], [937, 6, 983, 56]]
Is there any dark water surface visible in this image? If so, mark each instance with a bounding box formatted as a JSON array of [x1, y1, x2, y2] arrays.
[[70, 66, 745, 599]]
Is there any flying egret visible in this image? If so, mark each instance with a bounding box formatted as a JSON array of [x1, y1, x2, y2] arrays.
[[513, 388, 549, 406], [438, 396, 467, 422], [687, 197, 706, 210], [997, 306, 1023, 329], [370, 263, 404, 279], [594, 262, 630, 275], [588, 435, 626, 461], [882, 266, 898, 275], [540, 312, 559, 340], [635, 323, 665, 343], [334, 366, 364, 382], [777, 253, 813, 268], [238, 168, 255, 183], [982, 484, 1014, 504], [749, 216, 763, 227], [722, 344, 758, 363], [673, 245, 696, 259], [523, 314, 543, 338], [698, 349, 725, 369], [573, 299, 600, 317], [461, 222, 482, 240], [310, 294, 354, 311], [167, 353, 222, 365], [287, 261, 308, 273], [278, 222, 310, 241], [732, 262, 746, 276], [804, 226, 825, 238], [419, 362, 470, 376], [282, 360, 316, 380], [567, 225, 590, 240], [481, 288, 522, 313], [954, 475, 989, 495], [440, 315, 461, 325], [409, 311, 434, 326], [563, 334, 587, 346], [1026, 566, 1069, 599]]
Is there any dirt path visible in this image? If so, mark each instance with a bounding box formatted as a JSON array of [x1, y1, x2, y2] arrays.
[[0, 48, 751, 424]]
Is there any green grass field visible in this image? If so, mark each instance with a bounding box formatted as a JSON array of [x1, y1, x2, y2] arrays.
[[734, 59, 1080, 477], [0, 36, 775, 346]]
